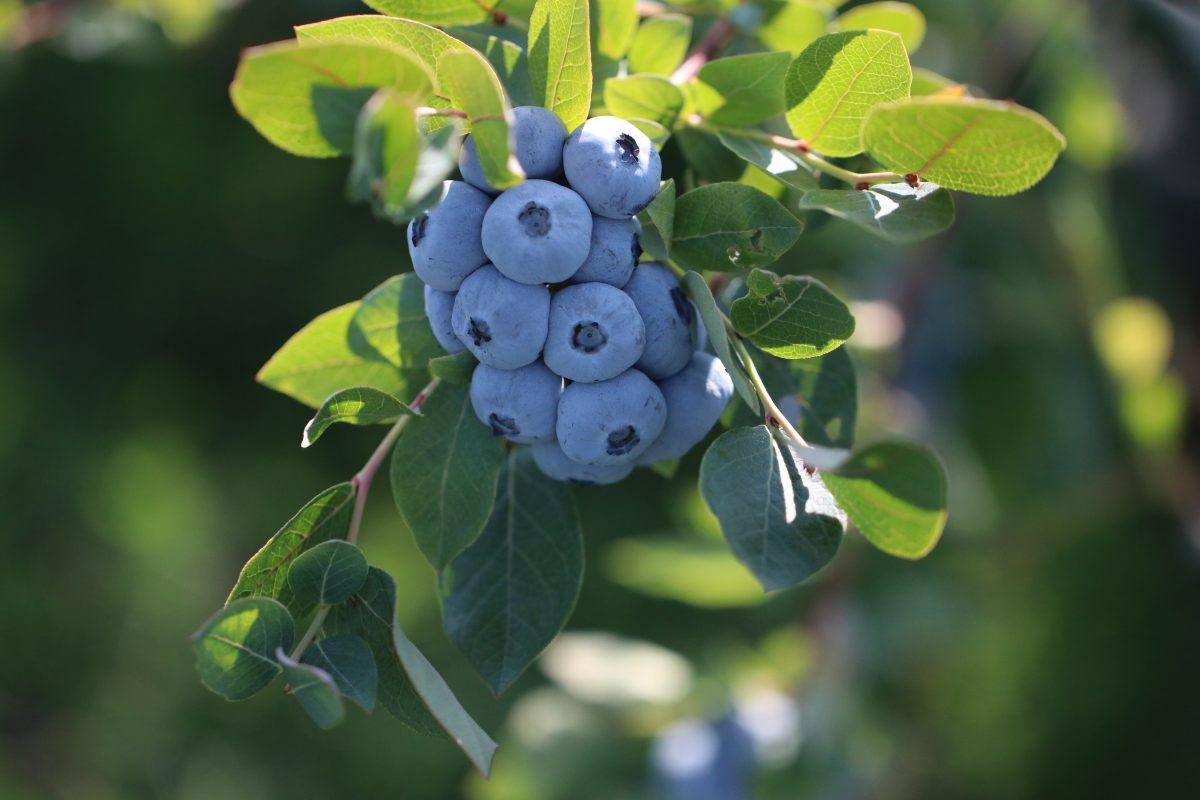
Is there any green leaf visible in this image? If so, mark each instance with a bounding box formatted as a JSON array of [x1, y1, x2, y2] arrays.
[[630, 117, 670, 148], [628, 13, 691, 75], [277, 648, 346, 730], [347, 90, 421, 213], [757, 0, 829, 55], [428, 350, 478, 385], [730, 268, 855, 359], [671, 183, 803, 272], [230, 40, 433, 157], [455, 30, 534, 108], [910, 67, 961, 97], [739, 346, 857, 448], [682, 271, 759, 413], [591, 0, 637, 59], [716, 132, 819, 192], [785, 30, 911, 157], [635, 178, 675, 261], [686, 52, 791, 126], [700, 426, 845, 590], [390, 384, 506, 570], [303, 387, 414, 448], [257, 302, 425, 409], [192, 598, 294, 701], [833, 1, 926, 52], [675, 129, 747, 182], [603, 74, 684, 127], [798, 182, 954, 243], [529, 0, 593, 132], [822, 441, 947, 559], [353, 273, 443, 369], [302, 634, 378, 713], [324, 568, 441, 735], [226, 483, 356, 614], [361, 0, 492, 26], [439, 48, 524, 190], [287, 540, 369, 607], [392, 615, 498, 777], [441, 450, 584, 695], [863, 96, 1066, 196], [295, 15, 465, 83]]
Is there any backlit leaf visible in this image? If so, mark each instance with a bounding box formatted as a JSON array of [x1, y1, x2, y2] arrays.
[[193, 598, 294, 701]]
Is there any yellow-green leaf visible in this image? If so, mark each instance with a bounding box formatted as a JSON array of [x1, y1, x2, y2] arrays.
[[863, 96, 1066, 196], [529, 0, 593, 131], [833, 1, 925, 52], [438, 48, 524, 189]]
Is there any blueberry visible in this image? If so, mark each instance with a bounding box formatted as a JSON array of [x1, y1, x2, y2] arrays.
[[563, 116, 662, 219], [452, 265, 550, 369], [469, 362, 562, 444], [423, 285, 466, 354], [637, 351, 734, 465], [543, 283, 646, 382], [622, 262, 694, 379], [459, 106, 568, 194], [532, 440, 634, 486], [481, 180, 593, 284], [556, 368, 667, 465], [407, 180, 491, 291], [569, 216, 642, 287]]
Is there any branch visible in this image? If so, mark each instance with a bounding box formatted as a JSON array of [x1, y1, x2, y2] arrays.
[[680, 117, 904, 187], [289, 376, 442, 659], [670, 17, 735, 84]]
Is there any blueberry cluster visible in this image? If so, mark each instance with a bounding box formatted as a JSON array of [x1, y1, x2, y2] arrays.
[[412, 109, 734, 485]]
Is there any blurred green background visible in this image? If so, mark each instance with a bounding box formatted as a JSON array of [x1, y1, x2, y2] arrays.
[[2, 1, 1199, 797]]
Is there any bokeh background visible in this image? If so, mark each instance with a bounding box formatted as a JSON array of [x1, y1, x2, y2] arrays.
[[3, 0, 1199, 797]]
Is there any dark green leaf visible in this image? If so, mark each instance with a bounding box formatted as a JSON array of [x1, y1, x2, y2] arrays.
[[441, 450, 584, 695], [277, 648, 346, 730], [672, 183, 803, 272], [428, 350, 478, 385], [192, 598, 294, 701], [226, 483, 355, 614], [739, 346, 857, 448], [392, 618, 498, 777], [454, 30, 534, 107], [785, 30, 911, 157], [822, 441, 947, 559], [700, 426, 844, 590], [287, 540, 369, 607], [604, 75, 684, 127], [352, 274, 443, 369], [438, 48, 524, 190], [716, 131, 819, 192], [628, 13, 691, 76], [325, 568, 441, 735], [687, 52, 791, 126], [230, 40, 433, 157], [731, 268, 855, 359], [529, 0, 593, 131], [303, 387, 414, 448], [302, 634, 378, 713], [257, 302, 426, 409], [675, 129, 746, 182], [798, 182, 954, 243], [390, 384, 506, 570], [682, 271, 759, 413], [863, 96, 1066, 196], [833, 1, 926, 52]]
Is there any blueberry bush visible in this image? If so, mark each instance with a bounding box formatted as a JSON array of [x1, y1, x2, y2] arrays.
[[193, 0, 1065, 775]]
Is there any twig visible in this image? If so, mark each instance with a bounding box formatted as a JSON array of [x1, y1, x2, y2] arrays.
[[670, 17, 735, 84], [289, 376, 441, 659]]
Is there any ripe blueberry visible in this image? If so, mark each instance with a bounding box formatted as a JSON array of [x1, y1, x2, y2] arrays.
[[543, 283, 645, 383], [451, 265, 549, 369], [482, 180, 593, 284], [637, 351, 734, 465], [423, 284, 466, 354], [569, 216, 642, 288], [556, 368, 667, 465], [407, 180, 491, 291], [623, 262, 694, 380], [563, 116, 662, 219], [469, 362, 562, 444], [459, 106, 567, 195]]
